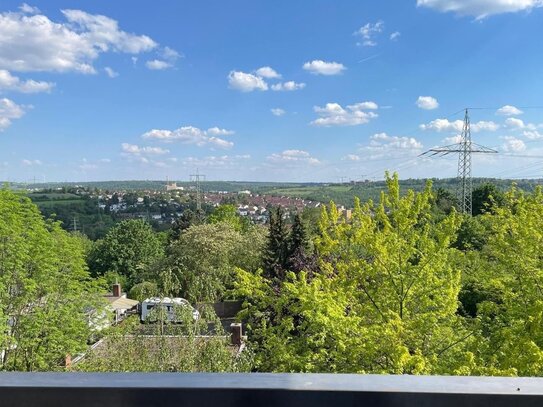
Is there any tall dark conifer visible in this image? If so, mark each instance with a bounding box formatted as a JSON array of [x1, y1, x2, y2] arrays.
[[287, 213, 307, 272], [263, 207, 289, 280]]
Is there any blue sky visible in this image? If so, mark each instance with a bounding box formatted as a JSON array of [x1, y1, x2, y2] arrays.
[[1, 0, 543, 182]]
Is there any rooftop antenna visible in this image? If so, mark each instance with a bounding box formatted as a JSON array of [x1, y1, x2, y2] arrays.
[[421, 108, 497, 215], [190, 169, 206, 211]]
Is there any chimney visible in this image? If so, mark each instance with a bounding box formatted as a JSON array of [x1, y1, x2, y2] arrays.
[[112, 283, 121, 297], [65, 354, 72, 369], [230, 323, 242, 346]]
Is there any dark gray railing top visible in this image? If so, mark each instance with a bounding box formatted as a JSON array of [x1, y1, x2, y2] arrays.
[[1, 373, 543, 406]]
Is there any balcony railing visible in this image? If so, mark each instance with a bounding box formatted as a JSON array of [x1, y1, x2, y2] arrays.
[[0, 373, 542, 406]]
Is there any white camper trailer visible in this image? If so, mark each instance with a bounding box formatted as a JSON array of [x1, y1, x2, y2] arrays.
[[140, 297, 199, 322]]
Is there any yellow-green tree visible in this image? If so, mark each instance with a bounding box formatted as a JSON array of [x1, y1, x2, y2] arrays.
[[234, 174, 468, 373], [461, 186, 543, 376], [0, 188, 102, 371]]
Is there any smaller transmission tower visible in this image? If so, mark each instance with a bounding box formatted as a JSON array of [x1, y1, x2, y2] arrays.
[[70, 216, 78, 232], [421, 109, 497, 215], [190, 169, 206, 211]]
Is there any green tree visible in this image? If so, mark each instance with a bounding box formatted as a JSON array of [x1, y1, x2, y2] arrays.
[[286, 213, 310, 273], [88, 219, 163, 287], [263, 207, 289, 280], [128, 281, 159, 302], [151, 222, 266, 302], [453, 215, 489, 251], [300, 206, 321, 240], [433, 187, 458, 215], [472, 183, 504, 216], [169, 209, 204, 242], [208, 204, 244, 231], [0, 188, 102, 371]]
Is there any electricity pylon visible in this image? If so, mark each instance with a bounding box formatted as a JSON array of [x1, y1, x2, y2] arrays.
[[421, 109, 497, 215], [189, 169, 206, 211]]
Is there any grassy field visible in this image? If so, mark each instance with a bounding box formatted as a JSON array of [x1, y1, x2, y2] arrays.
[[269, 185, 352, 196], [29, 192, 81, 201], [34, 199, 85, 208]]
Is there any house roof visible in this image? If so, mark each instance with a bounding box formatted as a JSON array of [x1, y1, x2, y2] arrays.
[[106, 297, 139, 310]]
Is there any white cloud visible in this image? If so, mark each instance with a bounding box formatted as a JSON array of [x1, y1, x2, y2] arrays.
[[420, 118, 499, 132], [497, 105, 523, 116], [354, 21, 384, 46], [228, 70, 268, 92], [472, 121, 500, 132], [506, 117, 527, 129], [442, 134, 463, 144], [0, 8, 157, 74], [369, 132, 423, 150], [229, 66, 303, 92], [79, 163, 98, 171], [416, 96, 439, 110], [142, 127, 206, 144], [420, 118, 463, 132], [0, 69, 54, 93], [357, 133, 423, 161], [416, 0, 543, 19], [121, 143, 169, 155], [271, 81, 306, 91], [390, 31, 401, 41], [21, 159, 41, 166], [208, 137, 234, 149], [523, 130, 543, 139], [61, 10, 157, 54], [145, 46, 181, 70], [271, 108, 286, 116], [302, 60, 346, 75], [142, 125, 234, 149], [19, 3, 40, 14], [161, 46, 181, 61], [342, 154, 361, 161], [207, 127, 235, 136], [99, 158, 111, 163], [104, 67, 118, 78], [350, 101, 379, 110], [0, 98, 26, 131], [267, 150, 321, 166], [502, 136, 526, 152], [504, 117, 539, 131], [145, 60, 173, 70], [181, 154, 250, 168], [311, 101, 379, 127], [255, 66, 281, 79]]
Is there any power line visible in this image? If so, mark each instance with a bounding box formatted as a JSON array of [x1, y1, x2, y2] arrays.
[[466, 106, 543, 111], [490, 159, 543, 178]]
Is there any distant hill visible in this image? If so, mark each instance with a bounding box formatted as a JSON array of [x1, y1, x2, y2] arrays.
[[264, 178, 543, 206], [7, 178, 543, 207], [10, 180, 309, 193]]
